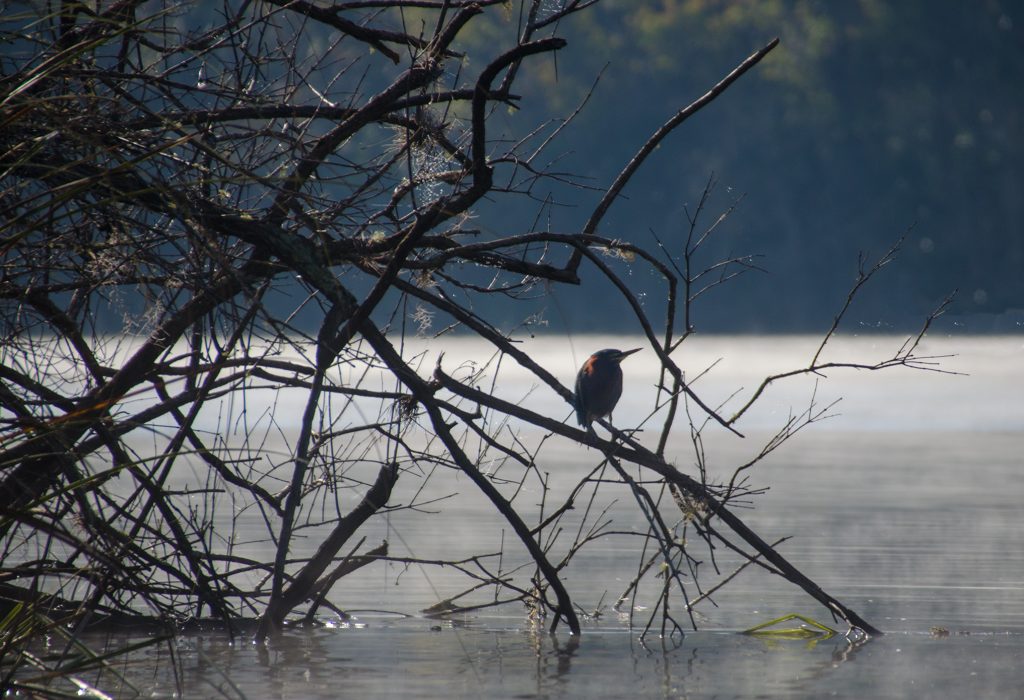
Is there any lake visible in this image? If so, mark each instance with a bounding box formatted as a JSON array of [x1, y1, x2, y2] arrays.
[[19, 334, 1024, 698]]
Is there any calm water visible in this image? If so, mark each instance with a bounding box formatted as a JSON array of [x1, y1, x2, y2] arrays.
[[33, 335, 1024, 697]]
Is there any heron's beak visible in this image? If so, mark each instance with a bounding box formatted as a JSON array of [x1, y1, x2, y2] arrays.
[[617, 348, 642, 361]]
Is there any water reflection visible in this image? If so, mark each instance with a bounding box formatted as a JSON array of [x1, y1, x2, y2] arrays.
[[71, 609, 1024, 698]]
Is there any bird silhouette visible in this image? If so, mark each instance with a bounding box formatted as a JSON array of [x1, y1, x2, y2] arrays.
[[573, 348, 641, 429]]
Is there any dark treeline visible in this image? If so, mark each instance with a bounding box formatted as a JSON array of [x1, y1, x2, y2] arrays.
[[14, 2, 1017, 335], [455, 1, 1022, 333]]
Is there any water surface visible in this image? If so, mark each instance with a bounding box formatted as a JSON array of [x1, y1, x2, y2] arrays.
[[38, 335, 1024, 697]]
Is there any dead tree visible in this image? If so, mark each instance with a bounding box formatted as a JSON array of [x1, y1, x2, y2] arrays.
[[0, 0, 948, 649]]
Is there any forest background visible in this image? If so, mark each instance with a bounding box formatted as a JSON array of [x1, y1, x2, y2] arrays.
[[401, 0, 1022, 333], [33, 1, 1020, 334]]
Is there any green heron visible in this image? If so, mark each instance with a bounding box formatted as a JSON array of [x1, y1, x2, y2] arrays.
[[573, 348, 641, 429]]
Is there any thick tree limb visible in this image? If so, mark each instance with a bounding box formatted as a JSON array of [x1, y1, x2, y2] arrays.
[[257, 463, 399, 637]]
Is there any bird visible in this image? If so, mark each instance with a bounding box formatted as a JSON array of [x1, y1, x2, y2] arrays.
[[573, 348, 641, 429]]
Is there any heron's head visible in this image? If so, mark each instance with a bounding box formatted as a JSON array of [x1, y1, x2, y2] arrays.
[[595, 348, 641, 364]]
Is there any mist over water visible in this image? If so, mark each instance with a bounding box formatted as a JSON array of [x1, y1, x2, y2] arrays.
[[59, 334, 1024, 697]]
